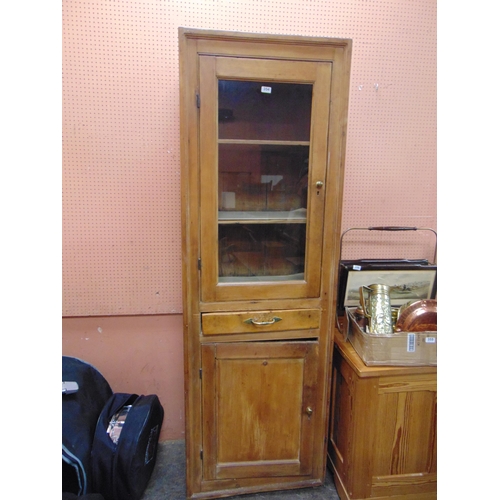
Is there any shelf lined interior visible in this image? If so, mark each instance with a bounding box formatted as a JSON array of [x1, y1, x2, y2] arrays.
[[218, 143, 310, 212], [218, 222, 306, 279], [217, 79, 313, 282]]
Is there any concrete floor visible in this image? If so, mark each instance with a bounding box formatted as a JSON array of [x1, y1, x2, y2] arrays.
[[142, 441, 341, 500]]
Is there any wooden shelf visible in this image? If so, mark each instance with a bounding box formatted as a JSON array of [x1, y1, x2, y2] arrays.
[[218, 209, 307, 224], [218, 139, 310, 146]]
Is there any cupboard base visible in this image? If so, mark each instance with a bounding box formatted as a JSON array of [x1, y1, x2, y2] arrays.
[[327, 329, 437, 500], [190, 477, 323, 499], [329, 455, 436, 500]]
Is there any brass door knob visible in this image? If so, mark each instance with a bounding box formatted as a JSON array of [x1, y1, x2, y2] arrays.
[[315, 181, 324, 189], [306, 406, 313, 416]]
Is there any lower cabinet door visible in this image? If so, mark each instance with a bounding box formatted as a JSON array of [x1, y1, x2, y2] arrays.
[[201, 340, 319, 481]]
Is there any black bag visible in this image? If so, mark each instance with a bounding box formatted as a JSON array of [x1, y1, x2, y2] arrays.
[[91, 393, 164, 500], [63, 357, 113, 495], [62, 356, 164, 500]]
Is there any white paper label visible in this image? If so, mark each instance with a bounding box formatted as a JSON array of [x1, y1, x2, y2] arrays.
[[425, 337, 436, 343], [261, 86, 272, 94], [407, 333, 416, 352], [261, 175, 283, 189], [221, 192, 236, 209], [353, 265, 362, 271]]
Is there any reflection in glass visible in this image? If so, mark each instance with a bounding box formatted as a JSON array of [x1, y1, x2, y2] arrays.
[[219, 223, 306, 281], [218, 80, 313, 141], [217, 79, 313, 282], [218, 144, 309, 213]]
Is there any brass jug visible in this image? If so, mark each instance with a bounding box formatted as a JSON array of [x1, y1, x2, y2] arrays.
[[359, 284, 393, 334]]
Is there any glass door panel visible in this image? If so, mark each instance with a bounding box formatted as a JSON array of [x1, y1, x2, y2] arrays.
[[218, 80, 312, 142], [217, 78, 312, 283], [199, 56, 332, 301], [218, 144, 309, 212], [219, 223, 306, 282], [218, 143, 309, 282]]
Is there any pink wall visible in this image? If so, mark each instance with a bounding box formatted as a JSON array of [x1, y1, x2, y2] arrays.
[[62, 314, 184, 441], [62, 0, 436, 441]]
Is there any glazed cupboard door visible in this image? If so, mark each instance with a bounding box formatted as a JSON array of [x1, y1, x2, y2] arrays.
[[201, 341, 319, 481], [199, 55, 332, 302]]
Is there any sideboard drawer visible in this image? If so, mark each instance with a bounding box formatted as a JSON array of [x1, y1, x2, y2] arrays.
[[202, 309, 320, 336]]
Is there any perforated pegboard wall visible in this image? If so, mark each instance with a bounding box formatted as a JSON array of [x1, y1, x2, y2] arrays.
[[63, 0, 436, 316]]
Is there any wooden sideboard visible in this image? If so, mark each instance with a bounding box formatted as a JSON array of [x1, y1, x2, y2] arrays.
[[328, 329, 437, 500]]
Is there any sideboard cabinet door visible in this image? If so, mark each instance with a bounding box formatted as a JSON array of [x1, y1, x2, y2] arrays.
[[201, 341, 319, 481]]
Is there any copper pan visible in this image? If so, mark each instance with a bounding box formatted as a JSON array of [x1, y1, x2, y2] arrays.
[[395, 299, 437, 332]]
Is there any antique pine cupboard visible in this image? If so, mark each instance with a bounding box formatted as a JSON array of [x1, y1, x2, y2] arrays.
[[179, 28, 352, 498], [328, 329, 437, 500]]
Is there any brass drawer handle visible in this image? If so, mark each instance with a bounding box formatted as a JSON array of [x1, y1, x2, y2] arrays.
[[243, 316, 282, 326]]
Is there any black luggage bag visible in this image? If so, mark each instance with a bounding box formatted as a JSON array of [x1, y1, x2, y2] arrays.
[[62, 356, 164, 500], [63, 356, 113, 496], [91, 393, 164, 500]]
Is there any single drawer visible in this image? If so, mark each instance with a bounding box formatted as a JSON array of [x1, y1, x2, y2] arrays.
[[201, 309, 320, 335]]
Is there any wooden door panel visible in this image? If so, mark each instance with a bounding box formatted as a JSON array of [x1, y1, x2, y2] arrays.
[[373, 389, 437, 477], [202, 341, 319, 481], [215, 56, 321, 82], [330, 364, 351, 479], [217, 358, 302, 463]]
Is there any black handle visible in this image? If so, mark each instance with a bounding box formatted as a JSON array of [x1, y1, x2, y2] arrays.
[[339, 226, 437, 264], [368, 226, 418, 231]]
